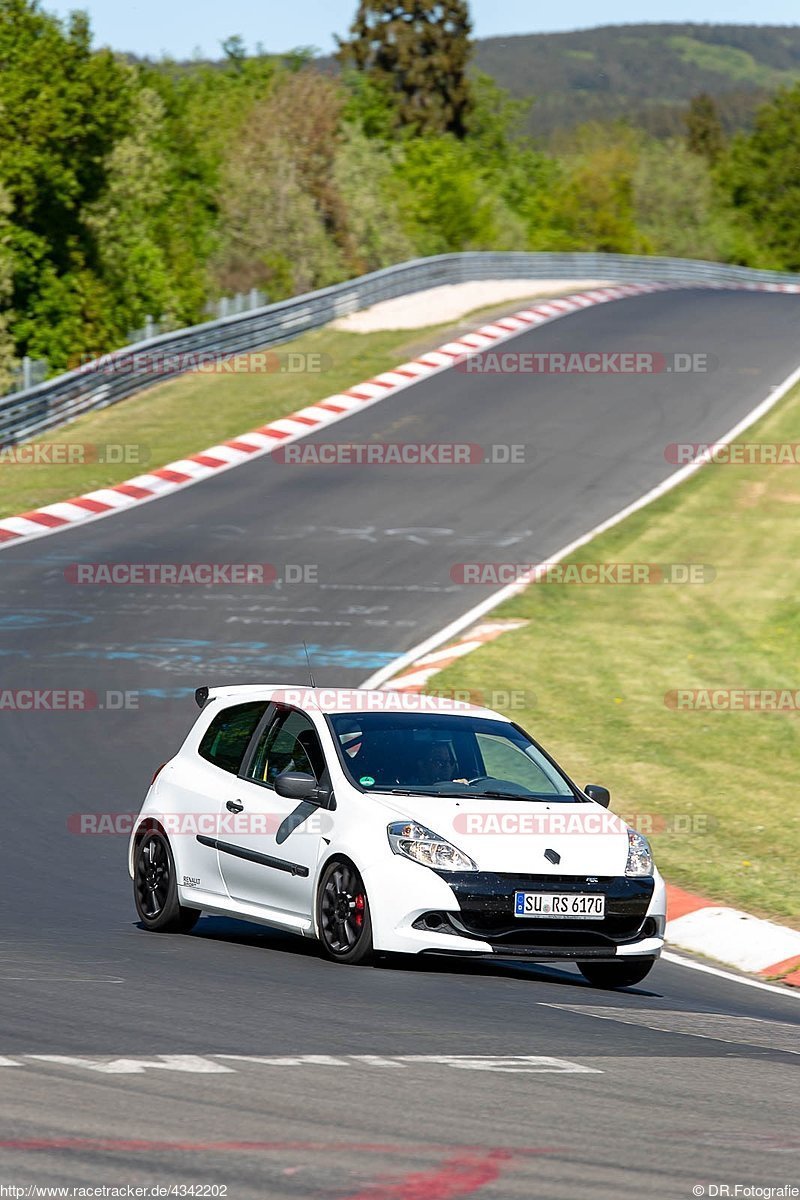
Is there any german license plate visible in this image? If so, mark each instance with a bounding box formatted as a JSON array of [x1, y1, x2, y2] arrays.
[[514, 892, 605, 919]]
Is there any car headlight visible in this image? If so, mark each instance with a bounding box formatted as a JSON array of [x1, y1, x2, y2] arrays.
[[387, 821, 477, 872], [626, 827, 653, 877]]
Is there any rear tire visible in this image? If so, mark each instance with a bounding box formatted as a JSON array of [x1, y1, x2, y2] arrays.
[[317, 859, 373, 965], [578, 958, 656, 989], [134, 830, 200, 933]]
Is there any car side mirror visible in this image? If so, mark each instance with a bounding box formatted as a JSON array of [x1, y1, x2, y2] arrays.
[[584, 784, 610, 808], [275, 770, 332, 808]]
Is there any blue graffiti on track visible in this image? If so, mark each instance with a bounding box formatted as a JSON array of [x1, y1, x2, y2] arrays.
[[53, 640, 398, 673], [0, 609, 94, 632]]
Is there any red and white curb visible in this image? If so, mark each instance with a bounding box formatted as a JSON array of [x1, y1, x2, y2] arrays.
[[380, 619, 528, 692], [377, 626, 800, 990], [2, 279, 799, 550], [665, 886, 800, 986]]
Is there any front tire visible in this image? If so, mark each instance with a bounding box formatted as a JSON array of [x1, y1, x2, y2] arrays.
[[578, 958, 656, 989], [134, 830, 200, 933], [317, 860, 373, 964]]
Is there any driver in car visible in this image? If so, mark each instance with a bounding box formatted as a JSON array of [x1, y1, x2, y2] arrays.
[[419, 741, 470, 786]]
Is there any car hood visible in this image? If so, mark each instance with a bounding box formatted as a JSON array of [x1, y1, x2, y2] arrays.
[[368, 792, 632, 875]]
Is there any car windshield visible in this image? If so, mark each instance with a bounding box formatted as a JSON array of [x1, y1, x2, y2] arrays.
[[327, 712, 578, 800]]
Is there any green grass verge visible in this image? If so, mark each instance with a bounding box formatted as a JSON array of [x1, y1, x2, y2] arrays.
[[429, 383, 800, 926], [0, 291, 563, 521]]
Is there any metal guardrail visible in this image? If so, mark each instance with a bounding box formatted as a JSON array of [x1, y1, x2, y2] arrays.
[[4, 291, 274, 399], [3, 251, 800, 447]]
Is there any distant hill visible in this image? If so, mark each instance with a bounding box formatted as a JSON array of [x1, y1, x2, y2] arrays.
[[472, 23, 800, 140], [163, 23, 800, 143]]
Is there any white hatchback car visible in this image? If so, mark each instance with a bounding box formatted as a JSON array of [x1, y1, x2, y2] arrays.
[[129, 686, 666, 988]]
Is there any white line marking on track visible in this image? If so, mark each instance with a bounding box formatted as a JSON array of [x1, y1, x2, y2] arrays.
[[28, 1055, 235, 1074], [218, 1055, 347, 1068], [662, 951, 800, 999], [396, 1055, 601, 1073], [2, 1054, 602, 1075], [347, 1055, 406, 1068], [0, 977, 124, 983]]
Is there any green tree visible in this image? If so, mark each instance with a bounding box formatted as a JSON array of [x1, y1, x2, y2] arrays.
[[337, 0, 473, 138], [393, 135, 524, 254], [213, 71, 347, 296], [634, 137, 742, 261], [0, 187, 18, 393], [465, 71, 530, 157], [340, 68, 400, 141], [0, 0, 134, 364], [463, 72, 558, 246], [686, 93, 724, 164], [538, 125, 647, 253], [85, 84, 206, 345], [145, 47, 280, 193], [221, 34, 247, 66], [720, 84, 800, 270], [333, 126, 416, 271]]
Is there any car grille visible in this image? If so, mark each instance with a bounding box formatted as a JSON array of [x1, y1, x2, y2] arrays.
[[431, 872, 656, 945]]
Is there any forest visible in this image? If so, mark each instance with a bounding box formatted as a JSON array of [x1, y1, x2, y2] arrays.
[[1, 0, 799, 386]]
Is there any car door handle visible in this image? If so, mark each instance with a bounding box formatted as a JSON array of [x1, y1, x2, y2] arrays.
[[226, 800, 244, 814]]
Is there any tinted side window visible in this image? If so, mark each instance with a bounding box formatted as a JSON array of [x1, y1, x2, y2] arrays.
[[198, 701, 268, 774], [248, 709, 325, 786]]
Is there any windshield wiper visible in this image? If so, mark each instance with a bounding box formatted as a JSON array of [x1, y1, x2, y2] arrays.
[[471, 790, 570, 801], [387, 787, 572, 801], [388, 787, 504, 798]]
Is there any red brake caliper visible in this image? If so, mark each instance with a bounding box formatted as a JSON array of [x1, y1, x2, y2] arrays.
[[354, 894, 365, 929]]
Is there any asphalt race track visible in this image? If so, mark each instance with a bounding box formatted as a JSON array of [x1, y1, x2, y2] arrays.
[[0, 289, 798, 1198]]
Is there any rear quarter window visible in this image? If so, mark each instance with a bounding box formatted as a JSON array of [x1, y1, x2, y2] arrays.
[[198, 701, 268, 774]]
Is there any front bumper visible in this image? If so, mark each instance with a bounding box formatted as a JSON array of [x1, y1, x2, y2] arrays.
[[366, 859, 666, 961]]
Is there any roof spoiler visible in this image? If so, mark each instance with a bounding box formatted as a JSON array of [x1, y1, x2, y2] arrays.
[[193, 683, 296, 710]]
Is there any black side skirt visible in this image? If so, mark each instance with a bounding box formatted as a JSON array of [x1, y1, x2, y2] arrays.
[[196, 835, 309, 878]]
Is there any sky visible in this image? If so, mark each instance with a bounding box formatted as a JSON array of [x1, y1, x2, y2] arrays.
[[45, 0, 800, 59]]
